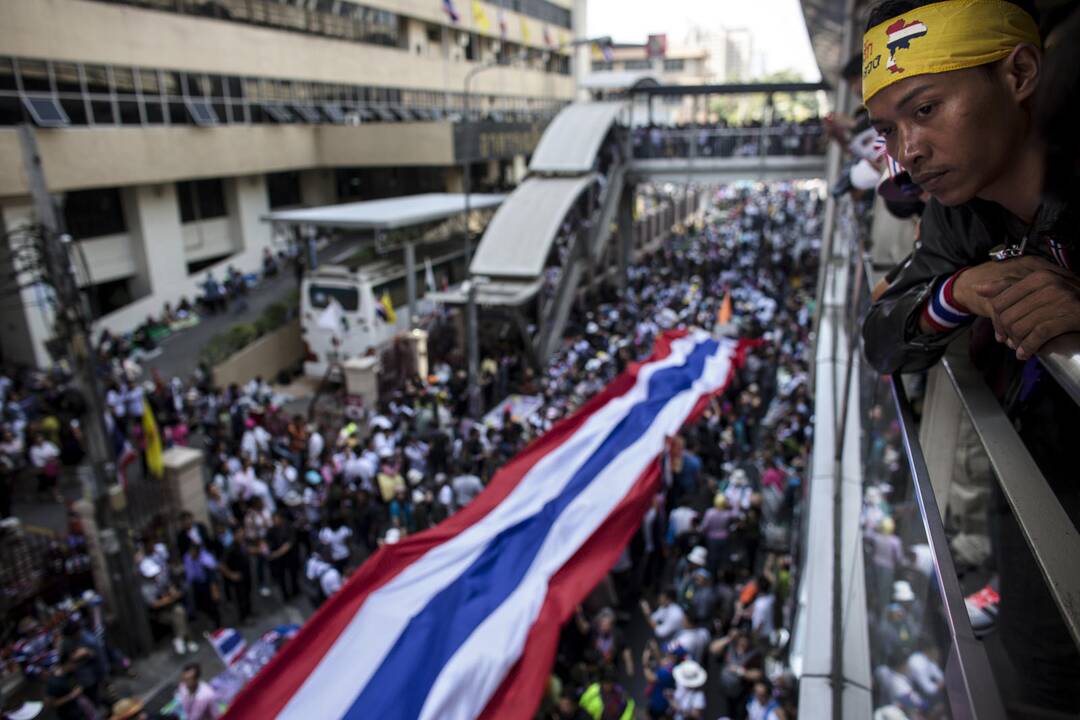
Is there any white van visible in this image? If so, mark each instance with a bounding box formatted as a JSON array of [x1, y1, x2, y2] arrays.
[[300, 264, 409, 378]]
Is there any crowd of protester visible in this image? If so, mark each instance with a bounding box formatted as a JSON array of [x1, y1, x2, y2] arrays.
[[539, 183, 819, 720], [1, 177, 820, 719]]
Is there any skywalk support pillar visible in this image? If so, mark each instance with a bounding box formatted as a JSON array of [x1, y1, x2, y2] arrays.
[[405, 241, 417, 328], [617, 186, 634, 289]]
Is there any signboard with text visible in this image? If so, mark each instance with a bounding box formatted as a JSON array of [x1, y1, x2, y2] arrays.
[[454, 120, 546, 162]]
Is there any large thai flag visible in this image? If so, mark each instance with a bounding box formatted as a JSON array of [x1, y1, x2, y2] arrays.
[[225, 330, 750, 720]]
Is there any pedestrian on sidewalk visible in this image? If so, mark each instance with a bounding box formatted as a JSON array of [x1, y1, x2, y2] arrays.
[[138, 556, 197, 656], [220, 525, 254, 624], [242, 496, 273, 597], [267, 510, 301, 601], [182, 543, 222, 628], [28, 432, 61, 502], [179, 662, 221, 720]]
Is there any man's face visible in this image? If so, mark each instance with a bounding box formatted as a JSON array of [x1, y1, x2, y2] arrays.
[[868, 66, 1023, 206], [182, 669, 198, 692]]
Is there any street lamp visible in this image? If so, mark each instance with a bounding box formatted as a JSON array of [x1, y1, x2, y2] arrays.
[[462, 61, 499, 264], [462, 62, 498, 418]]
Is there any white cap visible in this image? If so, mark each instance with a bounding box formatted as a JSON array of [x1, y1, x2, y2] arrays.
[[139, 557, 162, 579]]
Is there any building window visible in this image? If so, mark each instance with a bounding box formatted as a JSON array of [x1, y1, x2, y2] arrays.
[[0, 55, 570, 128], [591, 61, 613, 72], [663, 59, 685, 72], [63, 188, 126, 240], [267, 171, 303, 209], [623, 59, 652, 71], [177, 179, 227, 223], [82, 277, 134, 319]]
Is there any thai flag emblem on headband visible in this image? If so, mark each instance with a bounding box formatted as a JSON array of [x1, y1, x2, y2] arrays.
[[225, 331, 752, 720], [885, 19, 928, 74]]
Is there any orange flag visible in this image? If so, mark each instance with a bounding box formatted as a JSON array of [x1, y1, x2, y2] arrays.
[[717, 288, 733, 326]]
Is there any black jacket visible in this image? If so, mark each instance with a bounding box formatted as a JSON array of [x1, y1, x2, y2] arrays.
[[863, 196, 1078, 377], [863, 194, 1080, 494]]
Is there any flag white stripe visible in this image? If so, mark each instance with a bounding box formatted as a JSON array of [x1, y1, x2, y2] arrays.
[[927, 302, 960, 328], [936, 281, 968, 318], [278, 334, 709, 719], [888, 23, 927, 42]]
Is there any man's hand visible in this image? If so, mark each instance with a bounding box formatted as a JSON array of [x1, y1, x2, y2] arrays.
[[951, 256, 1057, 318], [974, 260, 1080, 360]]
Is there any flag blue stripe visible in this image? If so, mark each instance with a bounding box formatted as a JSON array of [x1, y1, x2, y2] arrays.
[[930, 283, 967, 325], [341, 338, 719, 720], [217, 633, 244, 656]]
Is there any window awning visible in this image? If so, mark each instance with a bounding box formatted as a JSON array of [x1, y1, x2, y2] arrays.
[[262, 192, 506, 231]]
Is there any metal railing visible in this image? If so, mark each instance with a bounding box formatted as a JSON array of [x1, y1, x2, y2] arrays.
[[631, 124, 824, 160], [1036, 333, 1080, 407], [941, 339, 1080, 649], [817, 197, 1080, 718]]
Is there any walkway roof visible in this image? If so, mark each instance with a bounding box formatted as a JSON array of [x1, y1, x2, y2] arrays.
[[468, 175, 597, 279], [426, 278, 543, 306], [528, 102, 626, 174], [262, 193, 505, 231]]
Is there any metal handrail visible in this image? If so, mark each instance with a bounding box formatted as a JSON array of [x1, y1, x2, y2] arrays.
[[942, 340, 1080, 649], [1037, 332, 1080, 408], [891, 377, 1007, 720]]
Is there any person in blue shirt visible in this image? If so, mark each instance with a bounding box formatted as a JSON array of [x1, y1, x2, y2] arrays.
[[642, 641, 683, 719]]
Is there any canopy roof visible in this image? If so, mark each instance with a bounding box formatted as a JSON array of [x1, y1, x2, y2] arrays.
[[262, 193, 506, 231]]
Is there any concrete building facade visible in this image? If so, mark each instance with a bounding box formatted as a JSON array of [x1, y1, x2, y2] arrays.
[[0, 0, 581, 366]]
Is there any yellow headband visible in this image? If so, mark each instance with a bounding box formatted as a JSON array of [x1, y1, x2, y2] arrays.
[[862, 0, 1041, 102]]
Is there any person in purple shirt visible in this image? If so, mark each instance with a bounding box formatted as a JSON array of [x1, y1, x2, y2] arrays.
[[700, 493, 741, 575]]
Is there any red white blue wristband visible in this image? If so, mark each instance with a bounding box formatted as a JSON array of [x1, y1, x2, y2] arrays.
[[922, 269, 974, 332]]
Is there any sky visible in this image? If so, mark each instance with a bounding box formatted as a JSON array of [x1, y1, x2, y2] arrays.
[[586, 0, 820, 80]]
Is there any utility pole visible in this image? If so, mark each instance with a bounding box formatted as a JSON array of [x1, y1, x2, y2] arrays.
[[17, 124, 153, 655]]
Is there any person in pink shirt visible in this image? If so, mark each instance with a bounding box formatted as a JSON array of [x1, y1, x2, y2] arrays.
[[178, 663, 220, 720]]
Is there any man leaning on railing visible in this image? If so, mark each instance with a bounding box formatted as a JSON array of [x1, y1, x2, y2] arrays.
[[859, 0, 1080, 713]]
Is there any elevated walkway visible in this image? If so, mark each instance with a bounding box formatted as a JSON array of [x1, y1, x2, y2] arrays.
[[630, 155, 826, 184], [436, 101, 632, 363]]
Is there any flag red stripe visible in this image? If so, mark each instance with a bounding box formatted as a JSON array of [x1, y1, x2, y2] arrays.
[[224, 331, 690, 719]]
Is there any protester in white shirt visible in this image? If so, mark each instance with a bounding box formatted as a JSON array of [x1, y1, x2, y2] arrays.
[[641, 590, 686, 644], [905, 647, 945, 700], [671, 660, 707, 720], [306, 553, 342, 604], [307, 429, 324, 466], [318, 518, 353, 570]]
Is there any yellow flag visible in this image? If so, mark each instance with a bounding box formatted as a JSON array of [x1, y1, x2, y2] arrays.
[[519, 16, 530, 43], [471, 0, 490, 33], [142, 398, 164, 479], [380, 292, 397, 325]]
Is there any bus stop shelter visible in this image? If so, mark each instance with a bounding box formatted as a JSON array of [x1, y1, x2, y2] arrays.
[[262, 192, 505, 325]]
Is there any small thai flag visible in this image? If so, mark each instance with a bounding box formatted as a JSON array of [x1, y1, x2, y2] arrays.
[[442, 0, 459, 23], [886, 153, 904, 179], [209, 628, 247, 667], [870, 134, 887, 160]]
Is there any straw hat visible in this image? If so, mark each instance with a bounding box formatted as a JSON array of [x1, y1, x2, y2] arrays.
[[109, 697, 145, 720]]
